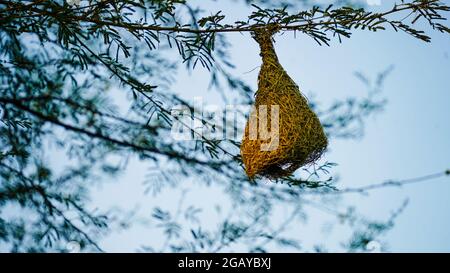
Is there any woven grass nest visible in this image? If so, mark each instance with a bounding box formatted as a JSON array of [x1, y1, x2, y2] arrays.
[[240, 27, 328, 179]]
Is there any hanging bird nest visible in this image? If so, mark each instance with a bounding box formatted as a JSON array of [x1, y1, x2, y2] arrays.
[[240, 26, 328, 179]]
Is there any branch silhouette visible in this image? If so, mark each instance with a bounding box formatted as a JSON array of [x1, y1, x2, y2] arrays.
[[326, 169, 450, 195], [1, 0, 448, 44]]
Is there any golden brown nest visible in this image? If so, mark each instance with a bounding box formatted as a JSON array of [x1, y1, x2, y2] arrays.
[[240, 28, 328, 179]]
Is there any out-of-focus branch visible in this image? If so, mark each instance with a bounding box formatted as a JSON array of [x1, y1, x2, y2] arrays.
[[320, 169, 450, 195]]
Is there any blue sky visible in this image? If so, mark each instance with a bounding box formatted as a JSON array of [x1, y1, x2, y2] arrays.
[[88, 0, 450, 252]]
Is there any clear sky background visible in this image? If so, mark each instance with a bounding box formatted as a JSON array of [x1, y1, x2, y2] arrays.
[[85, 0, 450, 252]]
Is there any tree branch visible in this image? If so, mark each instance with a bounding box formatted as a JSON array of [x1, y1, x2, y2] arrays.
[[320, 169, 450, 195], [0, 97, 221, 168]]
